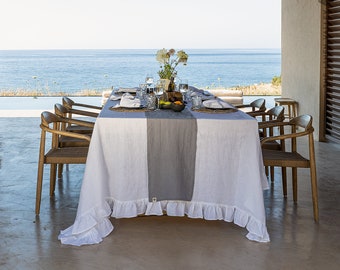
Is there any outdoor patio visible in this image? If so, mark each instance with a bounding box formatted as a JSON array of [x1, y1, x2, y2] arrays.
[[0, 96, 340, 269]]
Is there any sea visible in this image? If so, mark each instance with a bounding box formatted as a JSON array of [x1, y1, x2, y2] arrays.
[[0, 49, 281, 94]]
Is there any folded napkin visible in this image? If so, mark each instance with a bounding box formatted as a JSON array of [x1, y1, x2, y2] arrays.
[[110, 94, 121, 101], [119, 93, 141, 108], [189, 87, 213, 100], [117, 87, 137, 93], [201, 94, 215, 101], [203, 90, 214, 96], [190, 92, 214, 101], [203, 99, 234, 109]]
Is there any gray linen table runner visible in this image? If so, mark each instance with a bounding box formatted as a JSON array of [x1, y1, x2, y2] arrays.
[[146, 108, 197, 202]]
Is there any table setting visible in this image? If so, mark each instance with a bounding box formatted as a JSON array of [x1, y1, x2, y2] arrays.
[[58, 48, 270, 246], [106, 83, 237, 114]]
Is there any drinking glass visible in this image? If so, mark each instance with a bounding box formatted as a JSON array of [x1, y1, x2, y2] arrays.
[[179, 79, 189, 102], [138, 83, 147, 100], [192, 95, 202, 109], [147, 94, 156, 110], [154, 81, 164, 109]]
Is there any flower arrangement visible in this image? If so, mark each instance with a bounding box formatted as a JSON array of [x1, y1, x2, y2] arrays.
[[156, 48, 188, 80]]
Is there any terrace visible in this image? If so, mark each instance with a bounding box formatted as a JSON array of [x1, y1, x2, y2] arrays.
[[1, 0, 340, 269]]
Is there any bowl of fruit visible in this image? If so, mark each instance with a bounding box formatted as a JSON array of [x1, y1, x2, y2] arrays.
[[171, 100, 185, 112], [159, 100, 172, 109]]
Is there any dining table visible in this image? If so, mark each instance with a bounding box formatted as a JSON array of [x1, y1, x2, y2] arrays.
[[58, 88, 270, 246]]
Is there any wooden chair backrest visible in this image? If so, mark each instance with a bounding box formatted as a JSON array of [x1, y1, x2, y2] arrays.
[[266, 105, 285, 121], [59, 99, 99, 118], [62, 96, 102, 111], [259, 105, 285, 137], [289, 114, 313, 131], [40, 111, 61, 150], [288, 114, 314, 154], [250, 98, 266, 112], [62, 97, 74, 109], [258, 105, 285, 123], [40, 111, 91, 150], [54, 103, 70, 130]]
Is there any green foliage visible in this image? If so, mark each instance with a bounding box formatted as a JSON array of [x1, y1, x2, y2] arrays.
[[158, 63, 174, 79], [272, 75, 281, 86]]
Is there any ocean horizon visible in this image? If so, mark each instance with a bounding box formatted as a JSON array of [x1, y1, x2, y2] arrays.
[[0, 48, 281, 95]]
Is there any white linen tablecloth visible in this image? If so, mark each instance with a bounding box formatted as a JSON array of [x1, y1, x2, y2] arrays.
[[58, 98, 270, 246]]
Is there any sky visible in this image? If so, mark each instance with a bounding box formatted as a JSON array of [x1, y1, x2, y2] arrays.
[[0, 0, 281, 50]]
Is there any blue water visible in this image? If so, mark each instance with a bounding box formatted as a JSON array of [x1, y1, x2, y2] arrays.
[[0, 49, 281, 94]]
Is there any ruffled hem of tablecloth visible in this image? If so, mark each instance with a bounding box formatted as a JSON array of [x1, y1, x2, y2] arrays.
[[144, 200, 270, 243], [58, 198, 270, 246], [58, 200, 114, 246]]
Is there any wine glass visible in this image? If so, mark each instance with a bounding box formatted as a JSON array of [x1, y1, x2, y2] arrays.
[[154, 81, 164, 109], [179, 79, 189, 102], [145, 74, 153, 84], [145, 74, 154, 93]]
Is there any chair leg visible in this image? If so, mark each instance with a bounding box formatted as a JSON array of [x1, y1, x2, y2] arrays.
[[292, 167, 298, 203], [35, 161, 45, 215], [281, 167, 287, 197], [310, 164, 319, 222], [270, 166, 275, 182], [58, 163, 63, 179], [50, 164, 57, 196]]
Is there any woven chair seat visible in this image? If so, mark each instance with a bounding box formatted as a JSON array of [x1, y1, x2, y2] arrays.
[[66, 125, 94, 134], [262, 149, 310, 168], [45, 147, 89, 164]]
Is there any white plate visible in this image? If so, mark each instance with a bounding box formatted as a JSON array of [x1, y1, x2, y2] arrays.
[[203, 99, 234, 109]]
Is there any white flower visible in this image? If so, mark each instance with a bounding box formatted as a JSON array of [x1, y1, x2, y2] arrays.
[[156, 48, 189, 79], [156, 49, 169, 64]]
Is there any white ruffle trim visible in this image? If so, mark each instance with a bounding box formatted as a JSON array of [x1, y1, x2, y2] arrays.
[[145, 200, 270, 243], [58, 201, 113, 246], [59, 198, 270, 246]]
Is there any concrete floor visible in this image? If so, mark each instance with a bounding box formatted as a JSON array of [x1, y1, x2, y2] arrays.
[[1, 116, 340, 270]]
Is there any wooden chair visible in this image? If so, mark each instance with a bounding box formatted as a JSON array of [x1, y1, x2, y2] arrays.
[[54, 103, 95, 135], [35, 111, 92, 215], [252, 106, 285, 181], [62, 96, 102, 112], [61, 97, 98, 134], [252, 105, 285, 136], [54, 103, 94, 178], [274, 97, 298, 120], [235, 98, 266, 114], [62, 96, 100, 131], [260, 115, 319, 222]]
